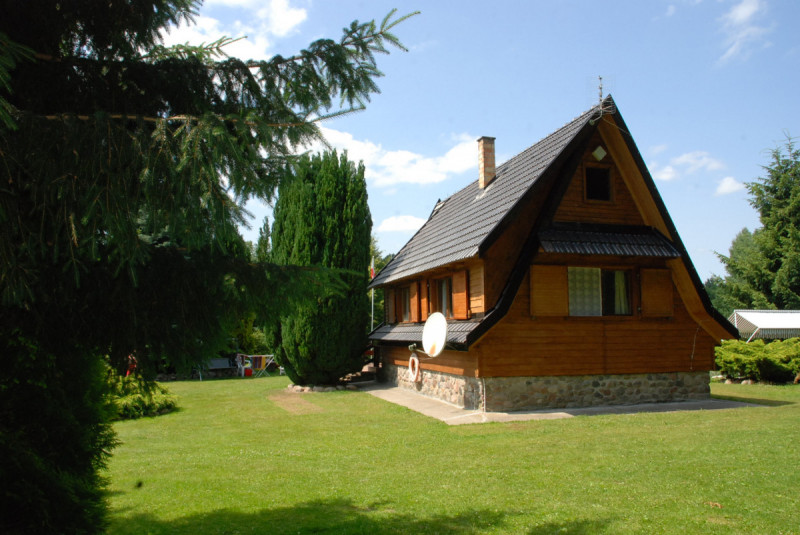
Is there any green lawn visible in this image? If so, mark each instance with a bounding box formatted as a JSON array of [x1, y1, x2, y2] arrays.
[[106, 378, 800, 534]]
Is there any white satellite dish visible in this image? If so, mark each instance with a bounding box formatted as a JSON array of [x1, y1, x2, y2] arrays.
[[422, 312, 447, 358], [407, 312, 448, 382]]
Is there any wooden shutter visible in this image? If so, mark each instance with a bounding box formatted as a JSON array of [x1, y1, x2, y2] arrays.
[[409, 282, 420, 323], [419, 279, 429, 322], [530, 265, 568, 316], [452, 270, 470, 320], [385, 288, 396, 324], [641, 268, 673, 317], [429, 278, 439, 314]]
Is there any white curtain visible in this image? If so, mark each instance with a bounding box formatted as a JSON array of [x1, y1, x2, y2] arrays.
[[568, 267, 602, 316], [614, 270, 630, 315]]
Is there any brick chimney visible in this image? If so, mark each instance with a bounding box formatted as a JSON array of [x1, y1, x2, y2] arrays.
[[478, 136, 496, 189]]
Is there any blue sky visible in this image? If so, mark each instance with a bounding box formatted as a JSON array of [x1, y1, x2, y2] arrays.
[[164, 0, 799, 280]]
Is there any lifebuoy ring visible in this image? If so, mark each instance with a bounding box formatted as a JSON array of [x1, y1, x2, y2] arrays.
[[407, 354, 420, 382]]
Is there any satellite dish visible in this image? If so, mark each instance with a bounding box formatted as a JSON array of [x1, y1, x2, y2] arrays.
[[422, 312, 447, 358]]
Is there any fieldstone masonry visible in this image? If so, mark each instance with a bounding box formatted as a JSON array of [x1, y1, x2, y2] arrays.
[[384, 363, 710, 411]]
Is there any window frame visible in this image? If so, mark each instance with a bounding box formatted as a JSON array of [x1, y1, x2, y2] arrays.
[[398, 286, 411, 322], [432, 277, 453, 319], [567, 266, 632, 317], [584, 164, 614, 203]]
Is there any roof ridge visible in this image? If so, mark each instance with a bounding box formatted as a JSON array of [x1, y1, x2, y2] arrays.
[[496, 99, 605, 173], [439, 98, 608, 198]]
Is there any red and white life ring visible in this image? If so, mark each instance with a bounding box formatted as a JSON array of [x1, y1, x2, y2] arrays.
[[407, 354, 420, 382]]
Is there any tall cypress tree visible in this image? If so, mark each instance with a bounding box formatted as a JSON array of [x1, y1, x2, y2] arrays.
[[271, 151, 372, 385], [0, 3, 413, 531]]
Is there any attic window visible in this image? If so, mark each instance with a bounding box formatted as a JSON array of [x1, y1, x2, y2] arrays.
[[585, 167, 611, 201]]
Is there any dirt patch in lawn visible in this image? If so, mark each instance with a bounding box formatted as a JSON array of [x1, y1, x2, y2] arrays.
[[268, 391, 325, 415]]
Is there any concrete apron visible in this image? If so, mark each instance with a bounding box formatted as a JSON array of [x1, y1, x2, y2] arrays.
[[361, 383, 756, 426]]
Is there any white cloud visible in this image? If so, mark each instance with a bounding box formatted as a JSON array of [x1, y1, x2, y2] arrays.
[[260, 0, 307, 37], [377, 215, 427, 233], [161, 15, 225, 46], [310, 128, 477, 187], [161, 0, 307, 60], [715, 176, 746, 195], [648, 144, 669, 157], [725, 0, 762, 26], [665, 5, 676, 17], [650, 163, 678, 181], [671, 151, 725, 173], [649, 150, 724, 181], [719, 0, 772, 63]]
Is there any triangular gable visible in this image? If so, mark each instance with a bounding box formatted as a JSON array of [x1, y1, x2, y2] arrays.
[[464, 100, 736, 345]]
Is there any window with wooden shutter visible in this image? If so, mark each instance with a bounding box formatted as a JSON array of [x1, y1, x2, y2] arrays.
[[452, 270, 470, 320], [385, 288, 396, 323], [641, 268, 673, 317], [530, 265, 568, 316], [409, 281, 420, 322]]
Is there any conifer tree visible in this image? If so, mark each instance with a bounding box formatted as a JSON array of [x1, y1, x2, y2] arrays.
[[0, 2, 413, 531], [271, 151, 372, 384], [255, 216, 272, 263], [707, 137, 800, 314]]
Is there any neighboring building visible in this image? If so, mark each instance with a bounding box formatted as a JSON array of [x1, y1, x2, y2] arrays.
[[368, 96, 737, 411], [729, 310, 800, 342]]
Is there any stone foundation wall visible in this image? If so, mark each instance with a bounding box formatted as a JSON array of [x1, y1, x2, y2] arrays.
[[384, 363, 483, 409], [383, 363, 709, 411]]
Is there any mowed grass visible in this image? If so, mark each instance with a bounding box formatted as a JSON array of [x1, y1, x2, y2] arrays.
[[106, 378, 800, 534]]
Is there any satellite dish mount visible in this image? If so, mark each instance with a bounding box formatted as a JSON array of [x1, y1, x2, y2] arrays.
[[407, 312, 447, 382]]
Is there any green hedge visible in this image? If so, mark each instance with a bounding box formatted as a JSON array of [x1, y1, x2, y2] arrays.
[[715, 338, 800, 384], [106, 368, 178, 420]]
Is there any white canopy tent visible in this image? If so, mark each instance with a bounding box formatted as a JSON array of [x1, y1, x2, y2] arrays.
[[728, 310, 800, 342]]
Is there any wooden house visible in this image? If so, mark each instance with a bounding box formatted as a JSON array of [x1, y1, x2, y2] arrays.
[[367, 96, 737, 411]]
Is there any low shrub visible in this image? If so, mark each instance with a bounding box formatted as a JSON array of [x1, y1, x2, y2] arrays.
[[715, 338, 800, 383], [106, 367, 178, 420]]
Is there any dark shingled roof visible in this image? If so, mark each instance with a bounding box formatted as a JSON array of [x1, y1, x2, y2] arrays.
[[368, 319, 482, 348], [369, 100, 606, 288], [539, 224, 680, 258]]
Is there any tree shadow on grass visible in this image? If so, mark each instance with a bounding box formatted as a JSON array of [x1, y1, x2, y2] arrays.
[[711, 394, 795, 407], [109, 498, 613, 534], [527, 519, 613, 534]]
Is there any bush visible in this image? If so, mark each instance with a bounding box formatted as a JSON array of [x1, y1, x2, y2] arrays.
[[715, 338, 800, 383], [106, 366, 178, 420]]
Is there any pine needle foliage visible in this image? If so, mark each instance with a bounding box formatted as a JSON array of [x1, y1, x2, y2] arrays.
[[709, 136, 800, 313], [0, 2, 414, 532]]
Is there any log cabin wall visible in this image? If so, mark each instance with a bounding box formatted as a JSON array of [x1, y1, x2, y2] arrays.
[[472, 265, 717, 378], [552, 131, 644, 226], [482, 183, 550, 309], [379, 344, 479, 377]]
